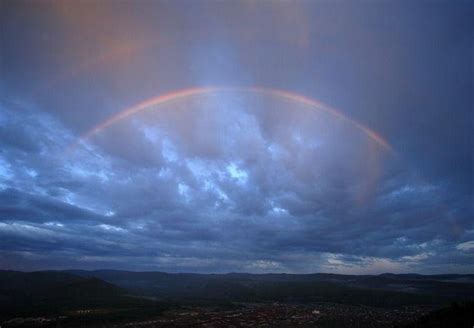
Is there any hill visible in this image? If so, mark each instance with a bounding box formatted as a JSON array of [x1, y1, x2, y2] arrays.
[[1, 270, 473, 327], [67, 270, 474, 306], [403, 302, 474, 328], [0, 271, 168, 322]]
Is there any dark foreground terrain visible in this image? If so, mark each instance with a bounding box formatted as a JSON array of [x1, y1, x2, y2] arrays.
[[0, 270, 473, 327]]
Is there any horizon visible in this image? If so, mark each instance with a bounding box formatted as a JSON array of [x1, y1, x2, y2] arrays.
[[1, 1, 473, 275], [2, 268, 474, 277], [9, 270, 474, 276]]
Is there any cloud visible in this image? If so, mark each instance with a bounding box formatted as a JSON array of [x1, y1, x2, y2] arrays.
[[0, 92, 472, 274], [457, 241, 474, 252], [0, 1, 472, 273]]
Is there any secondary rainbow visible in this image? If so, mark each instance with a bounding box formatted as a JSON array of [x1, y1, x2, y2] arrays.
[[75, 86, 391, 151]]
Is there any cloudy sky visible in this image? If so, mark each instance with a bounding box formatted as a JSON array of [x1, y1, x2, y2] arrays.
[[0, 1, 472, 274]]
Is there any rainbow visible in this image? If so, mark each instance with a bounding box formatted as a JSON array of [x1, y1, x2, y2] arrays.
[[75, 86, 391, 151]]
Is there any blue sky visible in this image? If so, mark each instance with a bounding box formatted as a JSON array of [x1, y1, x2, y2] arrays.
[[0, 0, 472, 273]]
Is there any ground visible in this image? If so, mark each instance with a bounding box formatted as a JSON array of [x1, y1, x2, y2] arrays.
[[2, 302, 436, 328]]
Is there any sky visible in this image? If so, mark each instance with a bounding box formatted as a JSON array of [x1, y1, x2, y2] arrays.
[[0, 0, 473, 274]]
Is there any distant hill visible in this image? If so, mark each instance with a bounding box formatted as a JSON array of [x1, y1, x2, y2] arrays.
[[66, 270, 474, 306]]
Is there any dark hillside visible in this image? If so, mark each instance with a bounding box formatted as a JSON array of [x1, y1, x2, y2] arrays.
[[0, 271, 166, 321], [402, 302, 474, 328]]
